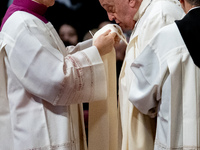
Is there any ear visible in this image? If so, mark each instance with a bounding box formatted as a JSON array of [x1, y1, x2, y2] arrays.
[[179, 0, 184, 4], [129, 0, 136, 7], [179, 0, 187, 12]]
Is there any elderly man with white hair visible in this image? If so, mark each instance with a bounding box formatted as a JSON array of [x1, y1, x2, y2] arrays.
[[99, 0, 185, 149]]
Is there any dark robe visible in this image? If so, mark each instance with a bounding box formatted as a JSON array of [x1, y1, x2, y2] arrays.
[[176, 7, 200, 68]]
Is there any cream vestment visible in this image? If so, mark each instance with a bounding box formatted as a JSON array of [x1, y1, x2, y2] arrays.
[[89, 24, 127, 150], [118, 0, 185, 149]]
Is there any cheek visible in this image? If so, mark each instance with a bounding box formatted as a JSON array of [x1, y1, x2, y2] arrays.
[[119, 15, 130, 24], [117, 7, 129, 21], [121, 18, 135, 30]]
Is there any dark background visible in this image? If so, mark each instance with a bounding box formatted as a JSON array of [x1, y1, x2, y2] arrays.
[[0, 0, 110, 41]]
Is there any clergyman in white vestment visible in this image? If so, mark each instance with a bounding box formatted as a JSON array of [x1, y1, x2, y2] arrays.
[[99, 0, 185, 149], [129, 0, 200, 149], [0, 0, 117, 149]]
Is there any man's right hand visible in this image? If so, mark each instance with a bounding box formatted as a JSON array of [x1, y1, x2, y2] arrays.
[[94, 30, 117, 56]]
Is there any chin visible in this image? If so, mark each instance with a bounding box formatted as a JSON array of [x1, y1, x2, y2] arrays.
[[120, 25, 132, 31], [117, 23, 125, 30], [48, 0, 55, 7], [117, 22, 132, 30]]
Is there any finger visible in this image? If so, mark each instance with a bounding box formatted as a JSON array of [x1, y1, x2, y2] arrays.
[[102, 29, 111, 36]]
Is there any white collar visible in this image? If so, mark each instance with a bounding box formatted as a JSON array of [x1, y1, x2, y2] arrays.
[[188, 6, 200, 13], [133, 0, 152, 21]]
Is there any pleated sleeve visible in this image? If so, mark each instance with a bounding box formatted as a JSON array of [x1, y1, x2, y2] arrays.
[[129, 45, 161, 117], [5, 17, 107, 106]]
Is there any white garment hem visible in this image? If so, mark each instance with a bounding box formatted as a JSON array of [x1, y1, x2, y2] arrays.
[[155, 139, 200, 150]]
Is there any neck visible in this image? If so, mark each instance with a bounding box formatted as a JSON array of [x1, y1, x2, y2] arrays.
[[182, 1, 197, 13], [31, 0, 46, 6], [187, 5, 200, 13], [185, 5, 194, 13], [32, 0, 40, 4], [31, 0, 50, 7]]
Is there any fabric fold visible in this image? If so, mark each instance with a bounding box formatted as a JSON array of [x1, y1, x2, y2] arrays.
[[88, 24, 125, 150]]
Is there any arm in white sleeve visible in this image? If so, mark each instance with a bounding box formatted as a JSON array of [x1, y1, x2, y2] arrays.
[[7, 26, 106, 106], [58, 46, 107, 105], [129, 45, 161, 117], [65, 39, 93, 55]]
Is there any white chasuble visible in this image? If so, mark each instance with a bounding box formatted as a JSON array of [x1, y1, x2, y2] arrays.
[[88, 24, 126, 150], [0, 11, 107, 150], [129, 23, 200, 150], [118, 0, 185, 149]]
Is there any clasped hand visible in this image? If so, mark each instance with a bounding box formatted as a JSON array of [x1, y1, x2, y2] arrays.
[[94, 30, 118, 56]]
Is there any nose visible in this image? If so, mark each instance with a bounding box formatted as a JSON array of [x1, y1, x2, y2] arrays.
[[107, 12, 115, 21]]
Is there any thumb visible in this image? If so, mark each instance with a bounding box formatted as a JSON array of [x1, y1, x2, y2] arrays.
[[109, 32, 117, 38]]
